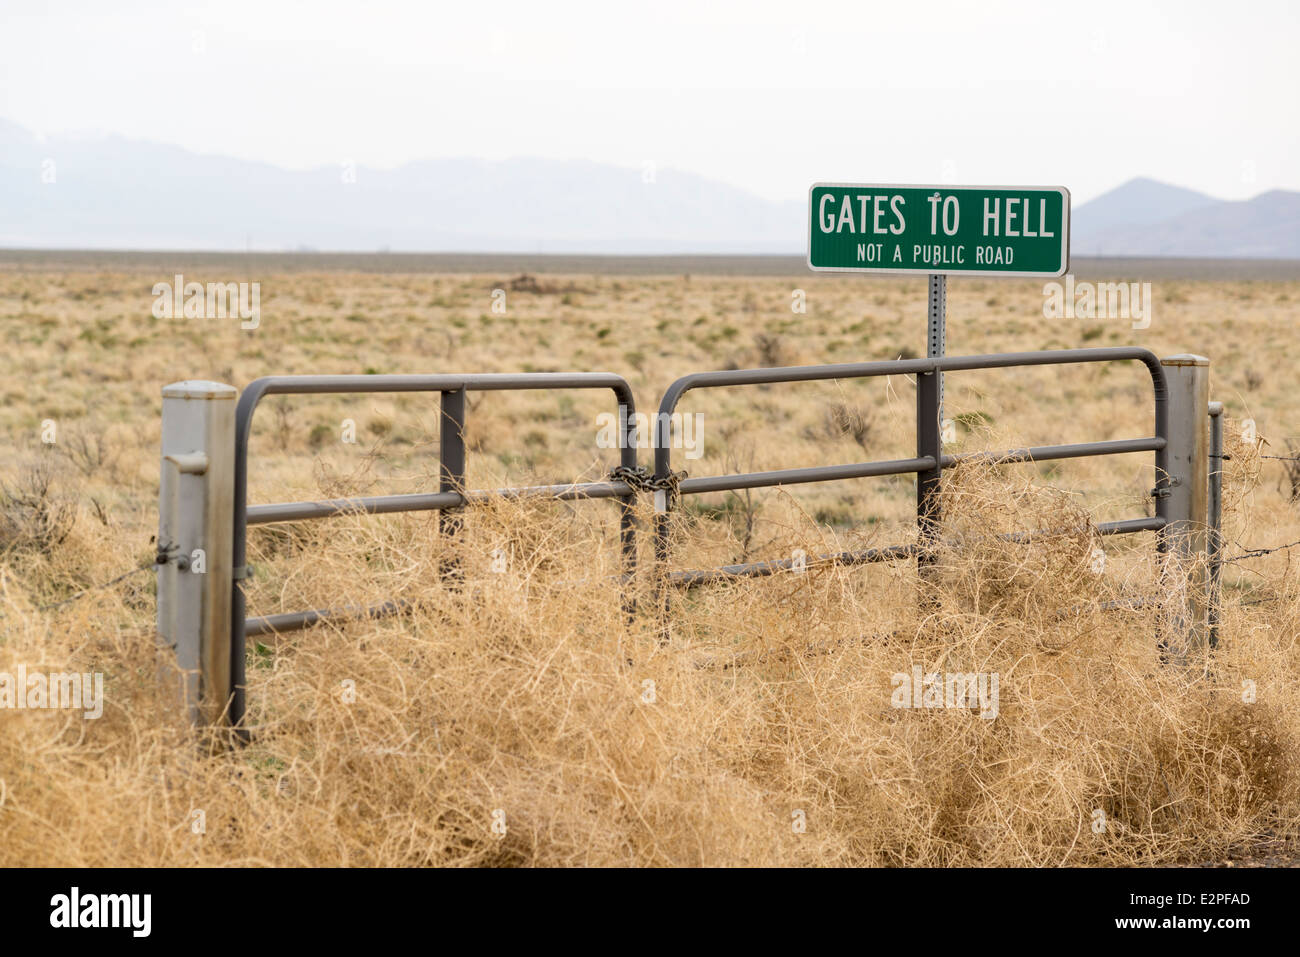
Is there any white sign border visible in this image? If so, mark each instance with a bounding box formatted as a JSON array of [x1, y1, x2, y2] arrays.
[[806, 183, 1071, 278]]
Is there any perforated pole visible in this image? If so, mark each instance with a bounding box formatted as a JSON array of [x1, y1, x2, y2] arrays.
[[927, 274, 946, 422], [916, 363, 943, 593], [919, 275, 946, 595]]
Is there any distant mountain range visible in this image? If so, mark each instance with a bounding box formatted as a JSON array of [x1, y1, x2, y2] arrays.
[[1, 119, 1296, 257], [0, 119, 801, 254], [1071, 177, 1300, 257]]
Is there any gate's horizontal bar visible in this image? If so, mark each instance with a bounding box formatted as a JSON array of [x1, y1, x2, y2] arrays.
[[673, 438, 1164, 500], [678, 457, 936, 496], [245, 371, 635, 397], [989, 516, 1166, 545], [941, 436, 1165, 468], [669, 516, 1165, 588], [1097, 517, 1166, 535], [657, 347, 1163, 401], [249, 493, 459, 524], [245, 599, 412, 637], [654, 349, 1167, 435], [669, 543, 920, 586], [247, 480, 633, 525], [246, 438, 1164, 524]]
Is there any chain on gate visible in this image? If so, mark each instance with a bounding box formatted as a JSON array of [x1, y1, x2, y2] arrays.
[[608, 465, 688, 509]]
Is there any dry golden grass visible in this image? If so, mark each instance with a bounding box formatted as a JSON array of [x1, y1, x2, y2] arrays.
[[0, 265, 1298, 866]]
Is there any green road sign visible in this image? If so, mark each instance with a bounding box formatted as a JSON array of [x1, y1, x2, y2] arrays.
[[808, 184, 1070, 277]]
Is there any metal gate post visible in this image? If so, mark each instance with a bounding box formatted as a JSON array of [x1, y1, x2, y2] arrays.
[[157, 380, 237, 725], [1160, 355, 1211, 662]]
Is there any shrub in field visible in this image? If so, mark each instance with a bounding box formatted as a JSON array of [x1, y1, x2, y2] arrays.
[[0, 460, 77, 556], [1, 462, 1297, 867]]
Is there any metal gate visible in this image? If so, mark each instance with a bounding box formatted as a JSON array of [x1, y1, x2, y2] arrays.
[[156, 347, 1212, 731], [651, 348, 1170, 587]]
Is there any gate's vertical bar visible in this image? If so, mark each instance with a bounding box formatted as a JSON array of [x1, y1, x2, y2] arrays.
[[439, 388, 467, 532], [439, 388, 467, 580], [157, 381, 236, 725], [1159, 355, 1211, 663], [618, 397, 638, 612], [652, 412, 674, 640], [916, 362, 943, 591], [1207, 401, 1225, 649]]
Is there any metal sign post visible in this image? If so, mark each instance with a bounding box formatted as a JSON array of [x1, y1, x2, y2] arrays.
[[928, 273, 945, 423]]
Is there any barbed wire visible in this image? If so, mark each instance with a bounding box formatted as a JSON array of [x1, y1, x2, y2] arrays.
[[9, 540, 175, 614], [1237, 595, 1281, 607], [34, 562, 156, 612], [13, 524, 1300, 621], [1221, 538, 1300, 565]]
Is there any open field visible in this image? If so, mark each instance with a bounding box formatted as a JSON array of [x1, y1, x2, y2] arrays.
[[5, 249, 1300, 279], [1, 260, 1298, 866]]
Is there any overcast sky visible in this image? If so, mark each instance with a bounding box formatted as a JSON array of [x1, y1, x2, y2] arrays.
[[2, 0, 1297, 205]]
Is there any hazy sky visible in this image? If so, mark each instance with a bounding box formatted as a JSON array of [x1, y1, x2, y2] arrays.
[[3, 0, 1297, 205]]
